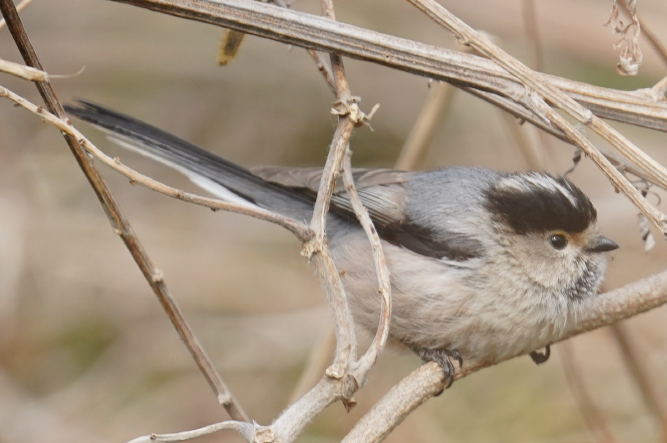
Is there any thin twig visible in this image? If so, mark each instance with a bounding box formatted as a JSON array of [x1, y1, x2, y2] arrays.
[[318, 0, 390, 388], [521, 0, 544, 72], [653, 76, 667, 97], [0, 0, 32, 30], [288, 328, 336, 403], [560, 341, 617, 443], [469, 86, 667, 191], [395, 81, 456, 170], [499, 111, 545, 170], [406, 0, 667, 236], [0, 87, 311, 239], [306, 49, 336, 94], [0, 58, 47, 81], [127, 421, 255, 443], [0, 1, 249, 422], [109, 0, 667, 135], [305, 115, 358, 378], [342, 148, 392, 385], [610, 323, 666, 426]]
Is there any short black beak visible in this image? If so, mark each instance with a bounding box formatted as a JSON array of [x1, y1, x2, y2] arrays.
[[585, 236, 619, 253]]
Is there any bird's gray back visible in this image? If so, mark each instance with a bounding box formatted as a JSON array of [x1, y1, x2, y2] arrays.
[[401, 167, 503, 260]]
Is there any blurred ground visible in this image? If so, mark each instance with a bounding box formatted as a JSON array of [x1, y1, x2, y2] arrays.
[[0, 0, 667, 442]]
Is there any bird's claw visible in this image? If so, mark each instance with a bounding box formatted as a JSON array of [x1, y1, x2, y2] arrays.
[[529, 345, 551, 365], [413, 347, 462, 392]]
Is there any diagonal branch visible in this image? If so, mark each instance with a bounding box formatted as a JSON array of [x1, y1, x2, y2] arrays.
[[346, 268, 667, 441], [108, 0, 667, 134], [0, 57, 47, 81], [0, 0, 249, 423], [406, 0, 667, 236]]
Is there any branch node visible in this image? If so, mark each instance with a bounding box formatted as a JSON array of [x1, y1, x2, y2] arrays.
[[254, 426, 279, 443], [300, 237, 323, 258], [151, 269, 165, 283], [325, 361, 347, 380], [330, 97, 379, 128]]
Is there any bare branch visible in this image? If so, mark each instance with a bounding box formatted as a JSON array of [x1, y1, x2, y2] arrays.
[[126, 421, 255, 443], [0, 58, 47, 81], [347, 268, 667, 441], [0, 0, 32, 30], [305, 116, 358, 377], [342, 149, 391, 385], [108, 0, 667, 135], [0, 1, 249, 422], [306, 49, 336, 94], [342, 363, 445, 443], [406, 0, 667, 236], [0, 87, 311, 239]]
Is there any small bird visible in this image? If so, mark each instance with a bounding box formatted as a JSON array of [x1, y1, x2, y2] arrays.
[[65, 101, 619, 384]]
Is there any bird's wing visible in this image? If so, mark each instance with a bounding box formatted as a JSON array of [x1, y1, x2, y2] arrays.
[[253, 166, 483, 260], [251, 166, 414, 228]]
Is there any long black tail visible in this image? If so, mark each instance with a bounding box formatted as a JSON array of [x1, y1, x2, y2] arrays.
[[65, 101, 315, 221]]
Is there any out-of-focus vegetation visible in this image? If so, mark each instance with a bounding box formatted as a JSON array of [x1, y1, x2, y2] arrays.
[[0, 0, 666, 442]]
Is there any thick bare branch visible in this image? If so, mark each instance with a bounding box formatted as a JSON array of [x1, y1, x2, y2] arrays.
[[347, 268, 667, 441], [108, 0, 667, 134], [342, 363, 445, 443]]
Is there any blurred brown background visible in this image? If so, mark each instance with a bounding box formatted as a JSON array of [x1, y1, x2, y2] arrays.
[[1, 0, 667, 442]]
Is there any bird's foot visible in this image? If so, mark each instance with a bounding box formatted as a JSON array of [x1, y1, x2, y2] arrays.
[[413, 347, 462, 391], [529, 345, 551, 365]]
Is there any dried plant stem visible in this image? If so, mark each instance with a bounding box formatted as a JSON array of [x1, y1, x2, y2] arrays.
[[342, 148, 392, 383], [619, 0, 667, 68], [521, 0, 544, 72], [560, 341, 617, 443], [468, 86, 667, 190], [0, 0, 32, 30], [499, 108, 545, 170], [0, 58, 47, 81], [0, 1, 249, 422], [654, 76, 667, 97], [0, 87, 311, 239], [610, 323, 666, 426], [306, 115, 358, 377], [127, 421, 255, 443], [110, 0, 667, 135], [396, 81, 456, 170], [406, 0, 667, 235], [307, 49, 336, 94], [288, 328, 335, 403]]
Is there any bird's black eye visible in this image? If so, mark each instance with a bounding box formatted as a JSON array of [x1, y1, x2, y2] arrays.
[[548, 234, 568, 250]]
